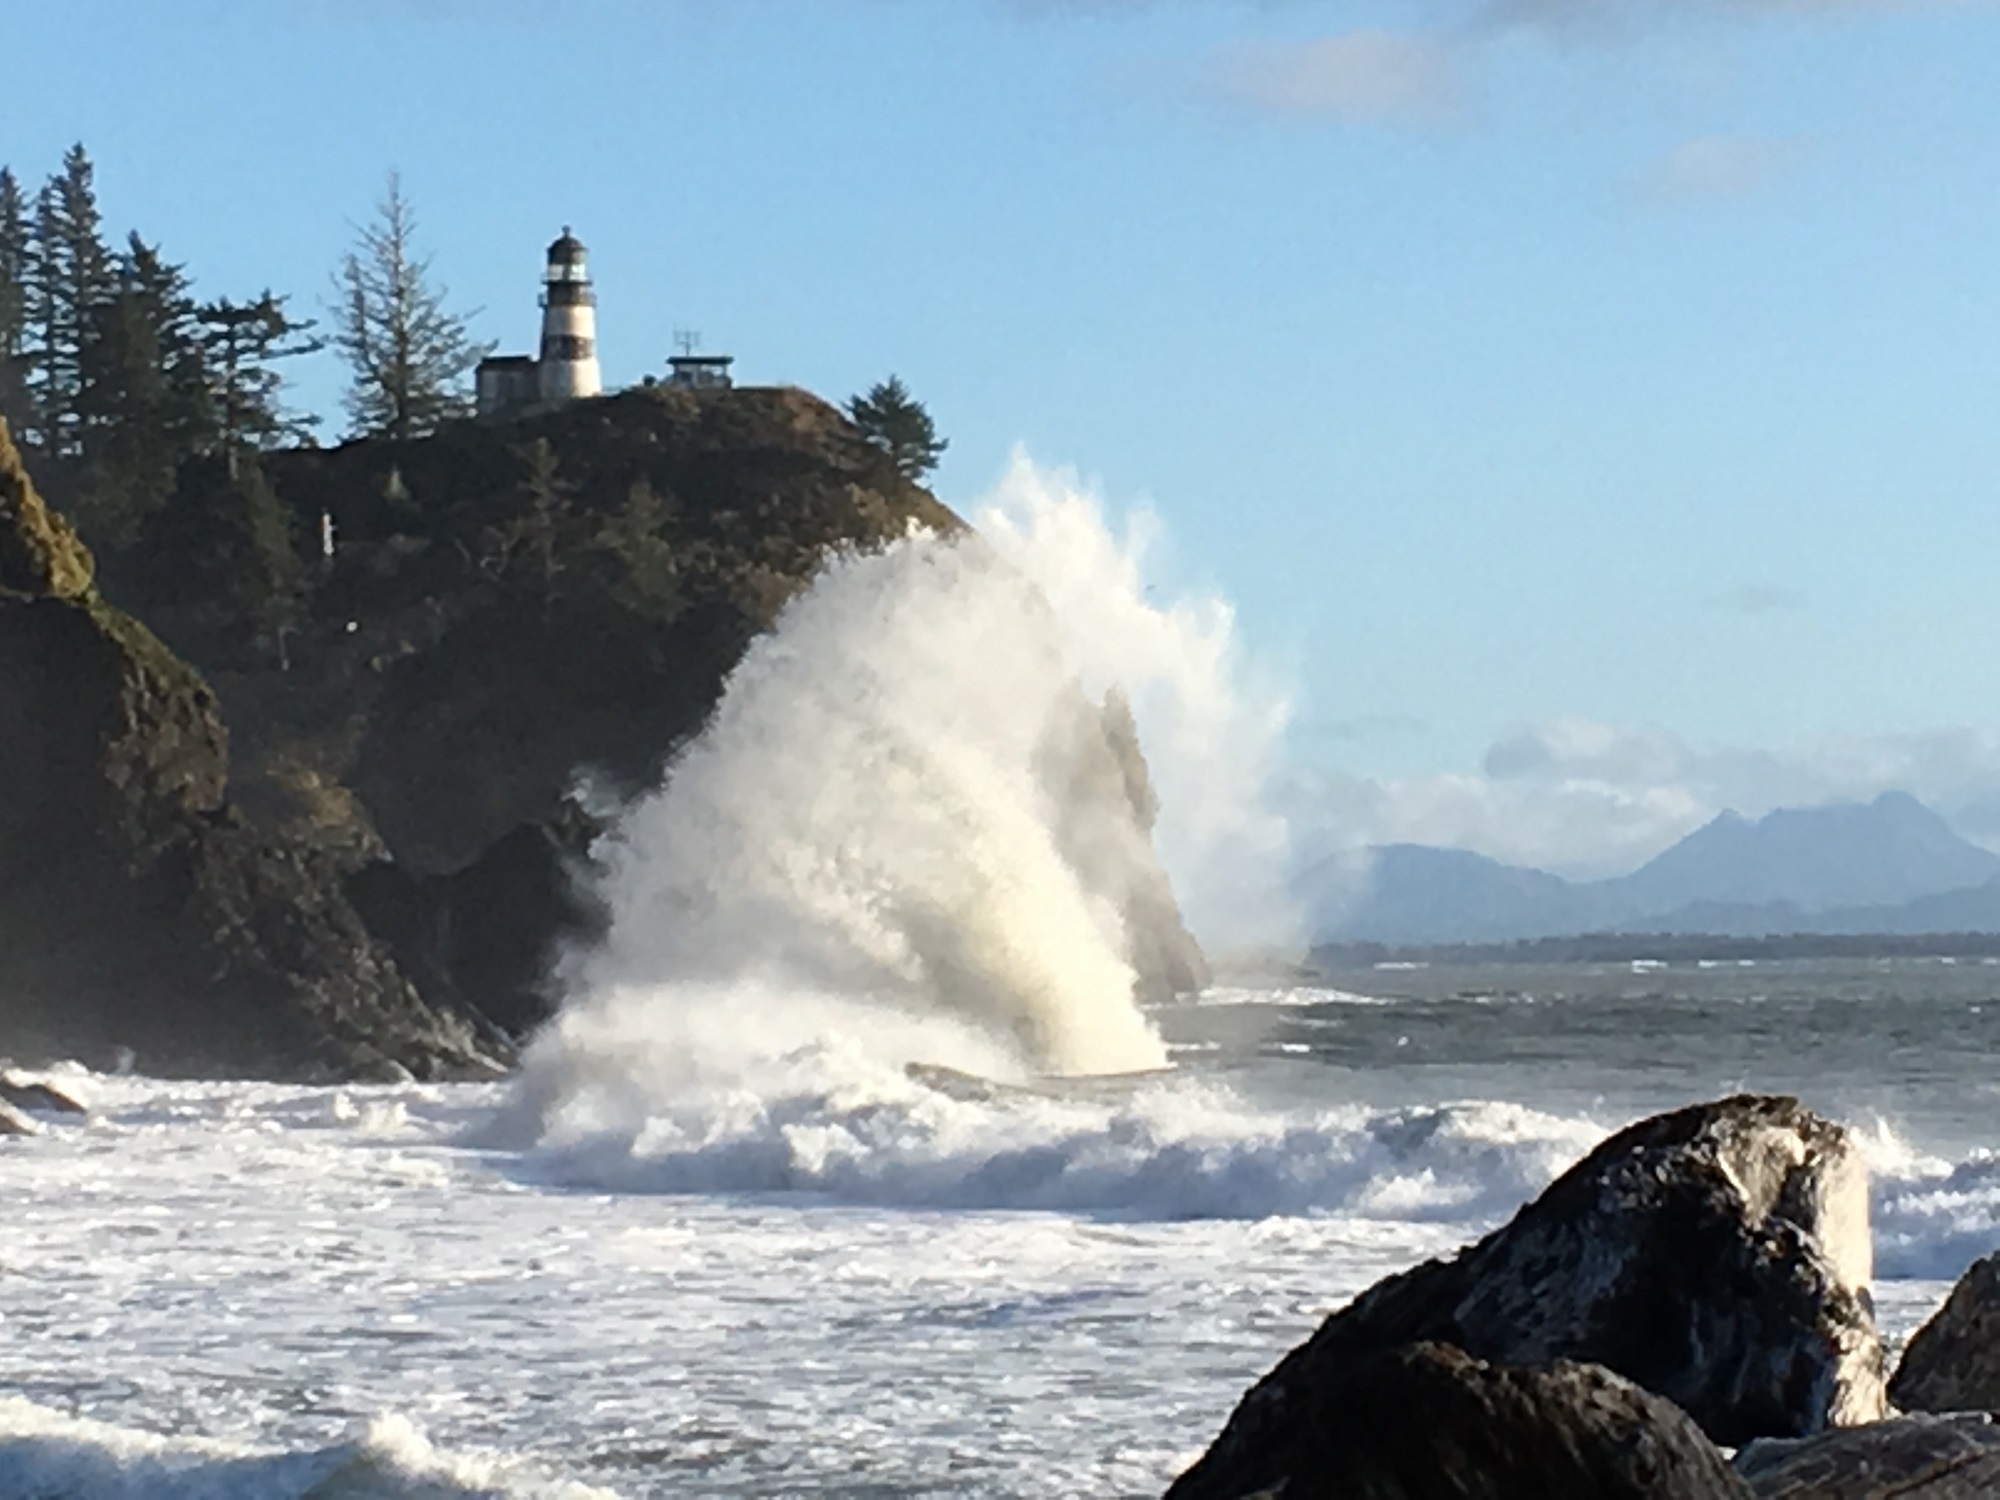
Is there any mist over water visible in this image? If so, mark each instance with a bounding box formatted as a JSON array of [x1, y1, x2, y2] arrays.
[[505, 456, 1294, 1158]]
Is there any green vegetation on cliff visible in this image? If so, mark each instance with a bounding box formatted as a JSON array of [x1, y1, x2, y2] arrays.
[[0, 412, 93, 598], [114, 383, 955, 873]]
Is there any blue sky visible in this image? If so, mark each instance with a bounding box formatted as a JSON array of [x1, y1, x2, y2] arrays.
[[12, 0, 2000, 871]]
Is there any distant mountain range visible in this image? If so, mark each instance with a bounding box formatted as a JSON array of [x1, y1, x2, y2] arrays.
[[1302, 792, 2000, 945]]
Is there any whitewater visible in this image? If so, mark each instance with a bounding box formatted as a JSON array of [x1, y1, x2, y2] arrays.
[[4, 459, 1998, 1496]]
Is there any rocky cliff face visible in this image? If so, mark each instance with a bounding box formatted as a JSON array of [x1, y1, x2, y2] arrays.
[[0, 419, 499, 1078], [119, 387, 960, 874], [37, 385, 1207, 1063]]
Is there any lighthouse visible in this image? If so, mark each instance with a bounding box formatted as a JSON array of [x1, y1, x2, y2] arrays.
[[536, 227, 602, 404]]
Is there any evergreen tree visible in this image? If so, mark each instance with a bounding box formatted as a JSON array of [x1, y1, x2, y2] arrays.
[[0, 168, 33, 440], [73, 235, 214, 544], [196, 291, 321, 458], [845, 376, 947, 480], [27, 145, 114, 458], [141, 452, 305, 667], [505, 437, 576, 602], [590, 477, 683, 621], [330, 173, 488, 442]]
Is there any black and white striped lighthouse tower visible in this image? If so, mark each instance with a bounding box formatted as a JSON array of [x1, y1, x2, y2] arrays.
[[537, 227, 603, 404]]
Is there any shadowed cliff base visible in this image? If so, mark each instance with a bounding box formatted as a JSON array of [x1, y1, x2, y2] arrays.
[[0, 417, 498, 1078]]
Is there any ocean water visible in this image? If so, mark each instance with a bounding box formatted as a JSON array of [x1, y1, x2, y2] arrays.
[[3, 958, 1998, 1498], [8, 467, 1995, 1495]]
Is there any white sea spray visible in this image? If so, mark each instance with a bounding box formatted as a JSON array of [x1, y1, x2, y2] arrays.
[[502, 457, 1295, 1164], [0, 1397, 611, 1500]]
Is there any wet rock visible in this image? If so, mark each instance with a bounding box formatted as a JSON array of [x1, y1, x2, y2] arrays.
[[0, 1101, 38, 1137], [1043, 686, 1209, 1001], [348, 808, 608, 1041], [1735, 1413, 2000, 1498], [0, 1076, 88, 1115], [1890, 1253, 2000, 1415], [1169, 1095, 1884, 1498], [1165, 1341, 1749, 1500]]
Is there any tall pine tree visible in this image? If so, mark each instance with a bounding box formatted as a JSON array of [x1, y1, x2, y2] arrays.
[[0, 168, 33, 440], [845, 376, 948, 480], [28, 145, 114, 459], [197, 291, 320, 460], [76, 234, 214, 543], [134, 450, 305, 668], [331, 173, 488, 442]]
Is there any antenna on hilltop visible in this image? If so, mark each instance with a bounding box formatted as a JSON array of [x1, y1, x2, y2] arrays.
[[674, 328, 703, 357]]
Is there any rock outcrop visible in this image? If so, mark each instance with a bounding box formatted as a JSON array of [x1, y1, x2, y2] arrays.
[[1736, 1413, 2000, 1498], [1890, 1252, 2000, 1415], [98, 387, 1209, 1036], [347, 808, 608, 1041], [0, 1076, 87, 1115], [1166, 1341, 1749, 1500], [1045, 687, 1209, 1001], [1169, 1095, 1884, 1497], [0, 419, 500, 1079], [134, 386, 962, 877]]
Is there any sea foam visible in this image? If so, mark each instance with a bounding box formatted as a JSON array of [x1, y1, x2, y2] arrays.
[[500, 1029, 1606, 1222], [1868, 1129, 2000, 1281], [0, 1398, 610, 1500]]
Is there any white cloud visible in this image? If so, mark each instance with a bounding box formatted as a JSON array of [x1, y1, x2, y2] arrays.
[[1477, 0, 1976, 37], [1172, 0, 1981, 132], [1284, 718, 2000, 880], [1209, 30, 1460, 125], [1323, 713, 1433, 742], [1712, 581, 1807, 614], [1638, 133, 1808, 202]]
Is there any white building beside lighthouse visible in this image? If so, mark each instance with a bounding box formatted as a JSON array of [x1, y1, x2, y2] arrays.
[[475, 227, 605, 418]]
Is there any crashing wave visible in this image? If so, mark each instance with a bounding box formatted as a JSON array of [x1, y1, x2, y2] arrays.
[[0, 1398, 609, 1500]]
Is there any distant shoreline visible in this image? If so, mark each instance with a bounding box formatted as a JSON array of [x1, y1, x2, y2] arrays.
[[1309, 931, 2000, 969]]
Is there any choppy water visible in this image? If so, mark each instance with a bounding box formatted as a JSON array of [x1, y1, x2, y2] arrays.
[[3, 957, 1996, 1497]]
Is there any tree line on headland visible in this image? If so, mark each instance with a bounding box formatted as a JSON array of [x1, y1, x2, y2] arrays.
[[0, 145, 947, 564], [0, 147, 488, 551]]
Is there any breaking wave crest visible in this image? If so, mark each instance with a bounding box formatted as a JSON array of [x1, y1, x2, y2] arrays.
[[0, 1399, 609, 1500], [1866, 1126, 2000, 1281], [498, 1028, 1606, 1221]]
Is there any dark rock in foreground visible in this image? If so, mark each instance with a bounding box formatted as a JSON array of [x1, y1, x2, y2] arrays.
[[0, 420, 500, 1080], [1169, 1095, 1884, 1498], [1890, 1252, 2000, 1415], [1736, 1413, 2000, 1498], [1167, 1341, 1749, 1500]]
